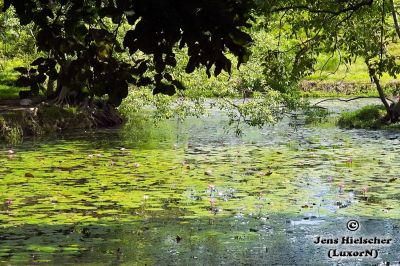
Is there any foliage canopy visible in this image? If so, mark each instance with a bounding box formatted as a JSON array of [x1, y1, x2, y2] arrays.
[[3, 0, 400, 126], [2, 0, 254, 106]]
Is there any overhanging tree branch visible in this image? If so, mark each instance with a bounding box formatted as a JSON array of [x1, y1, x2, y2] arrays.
[[313, 96, 394, 107]]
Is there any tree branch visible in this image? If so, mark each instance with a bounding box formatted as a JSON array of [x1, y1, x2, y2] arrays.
[[270, 0, 374, 15], [312, 96, 394, 107]]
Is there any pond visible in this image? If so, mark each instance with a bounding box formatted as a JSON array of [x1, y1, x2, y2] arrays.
[[1, 99, 400, 265]]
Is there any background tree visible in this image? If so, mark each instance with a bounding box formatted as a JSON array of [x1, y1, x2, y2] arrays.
[[0, 7, 37, 69], [257, 0, 400, 122]]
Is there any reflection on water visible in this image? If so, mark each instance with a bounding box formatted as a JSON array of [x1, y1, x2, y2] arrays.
[[0, 99, 400, 264]]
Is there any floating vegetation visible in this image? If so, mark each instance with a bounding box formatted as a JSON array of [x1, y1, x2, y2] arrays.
[[1, 100, 400, 264]]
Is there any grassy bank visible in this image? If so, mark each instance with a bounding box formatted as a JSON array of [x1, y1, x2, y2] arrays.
[[0, 58, 32, 100], [299, 80, 399, 98], [305, 105, 400, 131], [337, 105, 386, 129], [302, 50, 400, 98], [306, 50, 399, 84]]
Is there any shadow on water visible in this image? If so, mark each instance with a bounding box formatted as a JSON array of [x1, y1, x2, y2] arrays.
[[1, 216, 399, 265]]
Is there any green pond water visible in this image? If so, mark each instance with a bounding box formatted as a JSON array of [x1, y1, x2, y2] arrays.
[[1, 99, 400, 265]]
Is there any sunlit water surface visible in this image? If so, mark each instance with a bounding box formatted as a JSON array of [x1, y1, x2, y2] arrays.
[[1, 99, 400, 265]]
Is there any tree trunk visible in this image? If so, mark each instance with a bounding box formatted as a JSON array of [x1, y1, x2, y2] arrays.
[[45, 51, 56, 97], [368, 67, 394, 122], [52, 60, 71, 105], [390, 0, 400, 39], [46, 77, 56, 98]]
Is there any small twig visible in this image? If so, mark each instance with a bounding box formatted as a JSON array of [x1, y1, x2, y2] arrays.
[[336, 9, 357, 27], [109, 16, 124, 61], [277, 11, 287, 52], [317, 52, 335, 77]]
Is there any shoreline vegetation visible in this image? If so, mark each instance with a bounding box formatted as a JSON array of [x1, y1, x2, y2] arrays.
[[0, 102, 123, 144], [2, 71, 400, 143], [2, 51, 400, 142], [1, 80, 399, 143], [1, 1, 400, 143], [1, 37, 399, 142]]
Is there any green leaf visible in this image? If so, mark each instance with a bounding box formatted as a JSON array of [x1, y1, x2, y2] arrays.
[[164, 73, 173, 82], [229, 29, 252, 46], [185, 57, 198, 74], [153, 83, 176, 96], [31, 57, 45, 66], [16, 76, 32, 87], [14, 67, 29, 74], [171, 80, 186, 91], [137, 77, 153, 87]]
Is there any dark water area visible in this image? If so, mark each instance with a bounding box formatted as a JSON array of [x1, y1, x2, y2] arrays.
[[1, 99, 400, 265]]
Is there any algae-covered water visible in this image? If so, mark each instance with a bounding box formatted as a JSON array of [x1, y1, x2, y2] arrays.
[[1, 99, 400, 265]]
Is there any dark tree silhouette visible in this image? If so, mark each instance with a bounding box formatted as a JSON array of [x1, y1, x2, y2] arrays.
[[3, 0, 254, 108]]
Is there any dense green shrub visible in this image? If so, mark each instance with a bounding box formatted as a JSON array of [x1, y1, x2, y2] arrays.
[[0, 7, 38, 60], [337, 105, 385, 129]]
